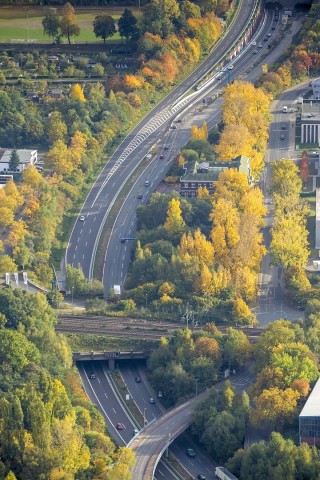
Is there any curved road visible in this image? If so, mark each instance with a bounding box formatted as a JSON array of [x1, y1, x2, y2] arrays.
[[66, 0, 260, 288]]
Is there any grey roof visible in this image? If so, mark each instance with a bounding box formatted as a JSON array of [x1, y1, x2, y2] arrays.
[[299, 377, 320, 418], [0, 149, 36, 164]]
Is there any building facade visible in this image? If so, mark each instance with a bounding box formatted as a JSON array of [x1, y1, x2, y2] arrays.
[[0, 149, 37, 174], [180, 155, 251, 198], [299, 378, 320, 446]]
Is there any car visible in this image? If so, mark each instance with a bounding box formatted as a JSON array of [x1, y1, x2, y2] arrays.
[[198, 475, 206, 480], [186, 448, 196, 458], [290, 108, 295, 113], [121, 238, 126, 243], [116, 423, 124, 430], [79, 215, 85, 221], [263, 36, 268, 41], [135, 376, 142, 383], [253, 49, 258, 54], [145, 180, 150, 186], [145, 153, 152, 159], [258, 43, 263, 48], [176, 119, 182, 123], [267, 32, 272, 37], [89, 373, 96, 379], [137, 194, 143, 200], [227, 64, 234, 70], [164, 145, 169, 150], [281, 124, 286, 130], [221, 67, 226, 72], [149, 397, 155, 404], [37, 160, 44, 165], [159, 154, 164, 159], [170, 124, 177, 129], [280, 134, 285, 140], [158, 390, 163, 398], [133, 428, 139, 435], [267, 44, 271, 48], [272, 26, 276, 30], [252, 40, 257, 46]]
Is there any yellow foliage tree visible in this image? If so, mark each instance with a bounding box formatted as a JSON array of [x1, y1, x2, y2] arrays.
[[215, 124, 254, 161], [6, 220, 28, 250], [164, 198, 186, 234], [70, 83, 86, 102], [213, 169, 250, 207], [197, 186, 211, 199], [191, 121, 208, 140], [251, 387, 300, 428], [123, 74, 145, 91], [179, 228, 214, 267], [232, 297, 253, 324]]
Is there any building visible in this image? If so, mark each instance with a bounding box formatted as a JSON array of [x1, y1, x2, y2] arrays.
[[311, 77, 320, 100], [299, 378, 320, 446], [300, 100, 320, 145], [0, 149, 37, 174], [180, 155, 251, 198]]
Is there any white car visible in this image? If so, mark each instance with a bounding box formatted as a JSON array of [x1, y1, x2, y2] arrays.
[[228, 64, 234, 70], [79, 215, 85, 221], [252, 41, 257, 46]]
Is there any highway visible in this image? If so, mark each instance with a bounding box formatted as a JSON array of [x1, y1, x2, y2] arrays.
[[130, 369, 255, 479], [66, 0, 262, 289]]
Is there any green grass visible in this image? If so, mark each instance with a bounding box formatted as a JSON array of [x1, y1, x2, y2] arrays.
[[0, 6, 139, 43], [64, 333, 159, 352]]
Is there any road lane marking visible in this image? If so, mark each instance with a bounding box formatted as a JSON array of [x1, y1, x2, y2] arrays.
[[104, 393, 108, 399], [93, 217, 96, 222], [113, 407, 117, 414]]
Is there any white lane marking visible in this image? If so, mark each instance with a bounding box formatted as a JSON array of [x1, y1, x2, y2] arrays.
[[104, 393, 108, 399], [93, 217, 96, 222], [73, 254, 75, 259], [99, 204, 102, 210], [97, 377, 100, 384], [122, 263, 124, 269], [75, 246, 78, 251], [89, 229, 91, 234], [85, 242, 88, 247], [113, 407, 117, 414]]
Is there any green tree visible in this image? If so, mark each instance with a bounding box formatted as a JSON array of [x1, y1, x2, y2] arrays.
[[9, 149, 20, 171], [118, 9, 139, 40], [93, 14, 116, 43], [60, 2, 80, 44], [42, 8, 60, 43]]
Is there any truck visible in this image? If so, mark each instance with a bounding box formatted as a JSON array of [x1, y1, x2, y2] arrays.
[[215, 467, 239, 480]]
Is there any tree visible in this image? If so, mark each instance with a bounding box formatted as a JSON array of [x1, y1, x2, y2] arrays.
[[47, 111, 67, 146], [60, 2, 80, 45], [300, 150, 309, 183], [164, 198, 186, 235], [118, 9, 138, 41], [70, 84, 86, 102], [251, 387, 300, 429], [9, 149, 20, 172], [42, 8, 60, 43], [93, 14, 116, 43]]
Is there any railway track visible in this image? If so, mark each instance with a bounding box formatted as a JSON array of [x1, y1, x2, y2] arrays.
[[56, 314, 263, 341]]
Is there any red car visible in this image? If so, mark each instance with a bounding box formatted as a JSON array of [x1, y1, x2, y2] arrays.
[[116, 423, 124, 430]]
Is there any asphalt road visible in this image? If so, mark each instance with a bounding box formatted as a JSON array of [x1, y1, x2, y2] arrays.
[[101, 9, 278, 294], [66, 0, 261, 289], [130, 370, 255, 479], [120, 364, 217, 480]]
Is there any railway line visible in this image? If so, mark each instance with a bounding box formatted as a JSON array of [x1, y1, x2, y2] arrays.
[[56, 314, 263, 341]]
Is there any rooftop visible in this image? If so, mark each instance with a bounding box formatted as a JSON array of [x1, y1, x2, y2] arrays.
[[0, 149, 37, 164], [299, 377, 320, 418]]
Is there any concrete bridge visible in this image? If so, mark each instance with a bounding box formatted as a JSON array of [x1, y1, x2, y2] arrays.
[[73, 350, 151, 370]]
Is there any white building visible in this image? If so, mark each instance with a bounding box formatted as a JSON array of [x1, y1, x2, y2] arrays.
[[0, 149, 37, 174], [301, 101, 320, 145]]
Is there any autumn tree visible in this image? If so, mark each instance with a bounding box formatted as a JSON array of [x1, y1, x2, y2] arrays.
[[47, 111, 67, 146], [191, 121, 208, 140], [251, 387, 300, 429], [164, 198, 186, 235], [93, 14, 116, 43], [70, 83, 86, 102], [60, 2, 80, 44], [300, 150, 309, 183]]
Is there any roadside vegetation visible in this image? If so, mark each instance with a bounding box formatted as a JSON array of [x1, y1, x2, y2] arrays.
[[0, 286, 135, 480]]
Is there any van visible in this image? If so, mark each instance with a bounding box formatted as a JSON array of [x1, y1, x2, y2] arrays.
[[282, 106, 288, 113]]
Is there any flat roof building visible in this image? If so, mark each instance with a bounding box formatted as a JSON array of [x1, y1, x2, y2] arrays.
[[0, 149, 37, 174], [299, 377, 320, 446]]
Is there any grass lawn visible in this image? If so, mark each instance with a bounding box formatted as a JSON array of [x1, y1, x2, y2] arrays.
[[0, 6, 139, 43]]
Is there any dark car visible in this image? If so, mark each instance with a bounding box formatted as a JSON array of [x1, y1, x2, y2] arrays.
[[135, 377, 142, 383], [159, 153, 164, 159], [281, 124, 286, 130], [149, 397, 155, 404], [198, 475, 206, 480], [164, 145, 169, 150], [121, 238, 126, 243], [280, 134, 285, 140], [137, 194, 143, 200], [89, 373, 96, 379], [186, 448, 196, 458], [116, 423, 124, 430], [170, 124, 177, 129]]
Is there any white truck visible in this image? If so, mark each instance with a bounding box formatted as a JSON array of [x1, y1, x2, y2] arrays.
[[215, 467, 239, 480]]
